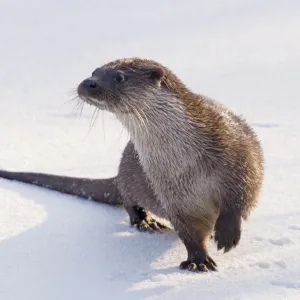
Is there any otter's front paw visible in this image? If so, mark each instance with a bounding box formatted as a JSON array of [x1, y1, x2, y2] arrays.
[[179, 252, 217, 272], [214, 212, 241, 253]]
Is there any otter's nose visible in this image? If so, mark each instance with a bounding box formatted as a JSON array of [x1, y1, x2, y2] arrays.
[[78, 78, 102, 97], [82, 78, 99, 90]]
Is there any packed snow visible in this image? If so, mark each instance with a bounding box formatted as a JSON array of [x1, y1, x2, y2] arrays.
[[0, 1, 299, 299]]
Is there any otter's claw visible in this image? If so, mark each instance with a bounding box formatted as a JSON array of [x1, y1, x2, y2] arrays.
[[179, 255, 217, 272], [130, 205, 168, 233], [136, 218, 167, 233]]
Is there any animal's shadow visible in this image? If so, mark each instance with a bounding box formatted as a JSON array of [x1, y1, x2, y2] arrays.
[[0, 179, 179, 300]]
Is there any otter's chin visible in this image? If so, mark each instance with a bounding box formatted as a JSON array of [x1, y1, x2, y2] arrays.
[[78, 95, 110, 111]]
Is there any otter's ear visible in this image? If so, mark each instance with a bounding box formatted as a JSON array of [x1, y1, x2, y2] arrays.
[[148, 67, 164, 83]]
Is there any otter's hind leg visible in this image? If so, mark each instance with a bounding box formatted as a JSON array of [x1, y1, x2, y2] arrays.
[[126, 205, 168, 233], [118, 141, 169, 233]]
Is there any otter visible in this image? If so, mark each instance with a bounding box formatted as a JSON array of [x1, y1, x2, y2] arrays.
[[0, 58, 264, 272]]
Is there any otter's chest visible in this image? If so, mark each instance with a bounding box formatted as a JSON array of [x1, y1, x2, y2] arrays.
[[138, 146, 209, 193]]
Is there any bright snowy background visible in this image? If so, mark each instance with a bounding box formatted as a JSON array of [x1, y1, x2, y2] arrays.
[[0, 1, 299, 299]]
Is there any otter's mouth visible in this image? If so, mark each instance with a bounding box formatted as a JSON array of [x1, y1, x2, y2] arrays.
[[78, 95, 108, 110]]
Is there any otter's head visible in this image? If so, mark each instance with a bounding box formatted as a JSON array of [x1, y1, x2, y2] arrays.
[[77, 58, 169, 114]]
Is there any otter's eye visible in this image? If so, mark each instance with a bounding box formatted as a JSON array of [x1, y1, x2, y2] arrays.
[[114, 73, 125, 84]]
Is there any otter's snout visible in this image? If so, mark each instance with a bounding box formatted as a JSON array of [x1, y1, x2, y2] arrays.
[[77, 78, 102, 98]]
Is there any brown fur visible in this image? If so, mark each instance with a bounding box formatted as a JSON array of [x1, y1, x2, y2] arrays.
[[104, 58, 263, 219], [0, 58, 264, 273], [79, 57, 264, 272]]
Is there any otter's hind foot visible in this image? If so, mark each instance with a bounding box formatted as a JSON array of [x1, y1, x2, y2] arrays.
[[136, 218, 167, 233], [129, 206, 168, 233]]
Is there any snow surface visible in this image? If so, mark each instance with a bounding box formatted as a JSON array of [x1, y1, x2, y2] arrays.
[[0, 1, 300, 299]]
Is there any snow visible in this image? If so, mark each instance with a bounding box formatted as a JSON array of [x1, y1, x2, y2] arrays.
[[0, 0, 299, 299]]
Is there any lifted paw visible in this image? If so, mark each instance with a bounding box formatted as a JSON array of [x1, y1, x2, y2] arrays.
[[214, 212, 241, 253]]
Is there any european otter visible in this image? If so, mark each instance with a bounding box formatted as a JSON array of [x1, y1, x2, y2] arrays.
[[0, 58, 264, 272]]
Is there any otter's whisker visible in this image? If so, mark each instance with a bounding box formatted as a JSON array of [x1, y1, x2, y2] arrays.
[[126, 103, 142, 131], [125, 103, 136, 132], [133, 106, 147, 131], [101, 110, 106, 143], [123, 102, 131, 121], [71, 101, 80, 116], [85, 107, 100, 136], [110, 102, 118, 115], [89, 107, 99, 129], [61, 96, 80, 107], [138, 107, 148, 124], [142, 100, 151, 111], [116, 121, 126, 145], [67, 87, 79, 97], [72, 100, 84, 118], [123, 103, 130, 115], [95, 108, 100, 128]]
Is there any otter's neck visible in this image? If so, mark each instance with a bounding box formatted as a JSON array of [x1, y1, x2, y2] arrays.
[[117, 93, 204, 179]]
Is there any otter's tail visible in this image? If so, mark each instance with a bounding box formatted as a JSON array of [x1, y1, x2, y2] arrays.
[[0, 170, 123, 205]]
